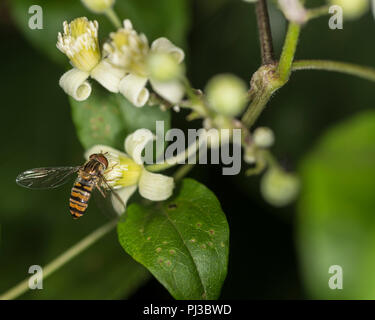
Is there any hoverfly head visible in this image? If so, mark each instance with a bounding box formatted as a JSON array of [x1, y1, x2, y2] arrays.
[[89, 153, 109, 170]]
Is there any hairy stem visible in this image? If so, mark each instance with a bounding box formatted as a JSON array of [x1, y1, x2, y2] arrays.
[[255, 0, 275, 64], [292, 60, 375, 82], [0, 220, 117, 300]]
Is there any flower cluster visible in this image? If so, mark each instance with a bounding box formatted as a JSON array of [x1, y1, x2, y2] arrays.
[[57, 17, 125, 101], [57, 18, 185, 107]]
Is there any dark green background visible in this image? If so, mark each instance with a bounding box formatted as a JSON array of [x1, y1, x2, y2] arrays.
[[0, 0, 374, 299]]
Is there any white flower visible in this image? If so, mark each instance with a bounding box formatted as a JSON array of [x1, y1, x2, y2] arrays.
[[147, 52, 183, 83], [85, 129, 174, 214], [57, 17, 125, 101], [104, 20, 185, 107]]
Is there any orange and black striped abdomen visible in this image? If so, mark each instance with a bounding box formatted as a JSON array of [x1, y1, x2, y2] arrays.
[[69, 178, 94, 219]]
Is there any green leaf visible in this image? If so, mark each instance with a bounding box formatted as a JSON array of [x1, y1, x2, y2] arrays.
[[70, 89, 126, 150], [117, 178, 229, 300], [9, 0, 190, 66], [116, 95, 171, 136], [297, 110, 375, 299], [70, 86, 170, 150]]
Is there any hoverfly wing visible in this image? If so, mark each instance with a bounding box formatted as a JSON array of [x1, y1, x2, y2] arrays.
[[16, 166, 80, 189], [92, 174, 127, 219]]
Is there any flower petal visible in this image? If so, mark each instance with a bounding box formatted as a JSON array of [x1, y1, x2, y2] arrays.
[[151, 37, 185, 63], [125, 129, 154, 165], [112, 185, 137, 215], [59, 68, 91, 101], [90, 60, 126, 93], [119, 74, 150, 107], [150, 78, 185, 104], [85, 144, 142, 189], [138, 168, 174, 201]]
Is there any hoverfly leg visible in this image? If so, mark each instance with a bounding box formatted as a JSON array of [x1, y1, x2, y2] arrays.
[[96, 181, 107, 198]]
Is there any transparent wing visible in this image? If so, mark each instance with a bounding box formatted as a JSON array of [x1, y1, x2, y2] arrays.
[[92, 174, 126, 219], [16, 166, 80, 189]]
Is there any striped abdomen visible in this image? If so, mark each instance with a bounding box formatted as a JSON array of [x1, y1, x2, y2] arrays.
[[69, 178, 94, 219]]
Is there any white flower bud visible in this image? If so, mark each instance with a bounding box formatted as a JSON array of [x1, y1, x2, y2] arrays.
[[81, 0, 115, 14], [147, 52, 183, 82], [206, 74, 248, 117], [253, 127, 275, 148], [329, 0, 370, 19], [278, 0, 308, 24], [260, 168, 300, 207]]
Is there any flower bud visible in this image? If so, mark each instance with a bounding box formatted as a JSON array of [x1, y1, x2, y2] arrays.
[[81, 0, 115, 14], [253, 127, 275, 148], [260, 168, 300, 207], [278, 0, 308, 24], [206, 74, 247, 117], [244, 147, 256, 164], [147, 52, 183, 82], [329, 0, 370, 19]]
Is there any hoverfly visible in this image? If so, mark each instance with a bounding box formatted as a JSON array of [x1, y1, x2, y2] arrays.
[[16, 153, 125, 219]]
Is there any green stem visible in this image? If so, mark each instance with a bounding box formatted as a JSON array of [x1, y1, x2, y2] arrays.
[[182, 77, 199, 103], [307, 5, 330, 20], [292, 60, 375, 82], [146, 135, 202, 173], [181, 77, 214, 119], [0, 220, 117, 300], [105, 7, 122, 29], [146, 162, 175, 173], [242, 21, 302, 128], [174, 164, 195, 182], [277, 22, 301, 83], [241, 87, 273, 128]]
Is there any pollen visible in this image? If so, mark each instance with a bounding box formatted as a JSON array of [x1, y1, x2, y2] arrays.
[[57, 17, 101, 72], [103, 19, 149, 76], [103, 152, 142, 188]]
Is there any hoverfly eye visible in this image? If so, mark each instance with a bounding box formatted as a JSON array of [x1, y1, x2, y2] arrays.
[[97, 154, 109, 169]]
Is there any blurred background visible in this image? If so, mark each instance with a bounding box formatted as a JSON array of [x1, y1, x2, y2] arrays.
[[0, 0, 374, 299]]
